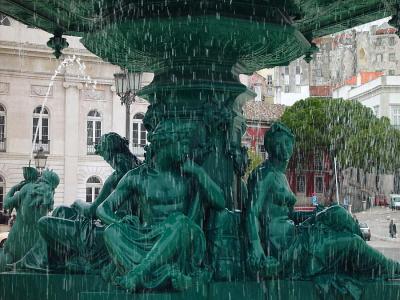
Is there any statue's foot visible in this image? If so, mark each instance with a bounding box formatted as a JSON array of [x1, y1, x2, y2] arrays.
[[171, 272, 193, 291], [101, 262, 117, 282], [114, 272, 142, 292]]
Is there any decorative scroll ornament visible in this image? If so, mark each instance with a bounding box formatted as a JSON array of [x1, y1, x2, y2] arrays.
[[31, 85, 53, 97], [0, 82, 9, 94], [82, 89, 105, 100]]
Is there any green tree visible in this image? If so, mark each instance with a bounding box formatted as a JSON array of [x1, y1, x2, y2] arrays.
[[280, 97, 400, 199], [245, 149, 264, 180]]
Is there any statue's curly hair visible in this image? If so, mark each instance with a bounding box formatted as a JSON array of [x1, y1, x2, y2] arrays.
[[264, 122, 294, 156], [95, 132, 130, 156]]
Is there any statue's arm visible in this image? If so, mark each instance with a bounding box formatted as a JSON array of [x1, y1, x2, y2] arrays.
[[246, 177, 269, 257], [96, 172, 137, 225], [182, 161, 225, 210], [87, 173, 118, 216], [4, 184, 24, 210]]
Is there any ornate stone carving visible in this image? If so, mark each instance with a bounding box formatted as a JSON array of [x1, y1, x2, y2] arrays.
[[0, 82, 9, 95], [63, 82, 83, 90], [31, 85, 53, 97], [82, 89, 105, 100]]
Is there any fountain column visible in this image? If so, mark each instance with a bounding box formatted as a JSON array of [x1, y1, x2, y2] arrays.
[[63, 81, 82, 201]]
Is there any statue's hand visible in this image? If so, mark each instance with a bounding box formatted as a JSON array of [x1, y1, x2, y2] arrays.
[[263, 256, 281, 277], [248, 242, 267, 271], [71, 200, 94, 218]]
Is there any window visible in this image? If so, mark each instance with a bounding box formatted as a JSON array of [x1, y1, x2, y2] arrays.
[[284, 86, 290, 93], [254, 85, 262, 102], [313, 151, 323, 171], [376, 54, 383, 62], [0, 14, 11, 26], [296, 66, 301, 74], [390, 106, 400, 130], [32, 107, 50, 153], [0, 176, 4, 211], [296, 175, 306, 193], [389, 37, 396, 46], [267, 75, 273, 85], [85, 176, 102, 203], [0, 104, 5, 152], [376, 37, 382, 46], [284, 67, 289, 75], [87, 110, 102, 154], [373, 105, 380, 118], [389, 53, 396, 62], [132, 113, 147, 156], [314, 176, 324, 194]]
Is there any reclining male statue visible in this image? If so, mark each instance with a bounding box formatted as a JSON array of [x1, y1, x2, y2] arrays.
[[96, 120, 225, 291]]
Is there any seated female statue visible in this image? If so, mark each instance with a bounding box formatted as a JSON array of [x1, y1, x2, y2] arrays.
[[33, 132, 141, 272], [246, 122, 400, 291]]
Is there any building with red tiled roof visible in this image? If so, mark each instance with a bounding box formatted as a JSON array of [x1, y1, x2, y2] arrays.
[[241, 102, 286, 157]]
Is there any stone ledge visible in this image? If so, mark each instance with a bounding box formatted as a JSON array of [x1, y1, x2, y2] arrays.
[[1, 272, 400, 300]]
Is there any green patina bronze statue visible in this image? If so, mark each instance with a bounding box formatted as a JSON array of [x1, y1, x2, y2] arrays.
[[32, 132, 141, 272], [0, 169, 59, 271], [246, 122, 400, 297], [96, 120, 225, 291]]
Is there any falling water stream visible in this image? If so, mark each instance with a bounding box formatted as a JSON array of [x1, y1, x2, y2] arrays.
[[30, 55, 97, 162]]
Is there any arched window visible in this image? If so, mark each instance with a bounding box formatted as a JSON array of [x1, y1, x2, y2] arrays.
[[85, 176, 102, 203], [32, 106, 50, 153], [131, 113, 147, 156], [0, 176, 5, 211], [87, 110, 102, 154], [0, 14, 11, 26], [0, 104, 6, 152]]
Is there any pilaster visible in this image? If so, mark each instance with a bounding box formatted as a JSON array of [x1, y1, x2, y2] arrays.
[[63, 81, 83, 201]]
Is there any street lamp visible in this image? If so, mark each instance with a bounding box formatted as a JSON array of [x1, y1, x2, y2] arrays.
[[114, 70, 142, 140], [34, 147, 47, 174]]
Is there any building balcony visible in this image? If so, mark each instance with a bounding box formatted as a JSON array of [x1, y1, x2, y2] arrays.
[[87, 144, 97, 155], [33, 140, 50, 153], [0, 138, 5, 152]]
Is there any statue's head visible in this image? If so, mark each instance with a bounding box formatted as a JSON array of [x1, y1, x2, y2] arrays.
[[264, 122, 295, 162], [95, 132, 131, 162], [23, 166, 39, 182], [40, 169, 60, 190], [148, 120, 206, 164]]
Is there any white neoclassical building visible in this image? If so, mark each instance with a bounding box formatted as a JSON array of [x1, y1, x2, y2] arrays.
[[0, 16, 152, 209]]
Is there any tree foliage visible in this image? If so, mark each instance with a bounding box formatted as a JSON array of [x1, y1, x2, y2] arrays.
[[280, 97, 400, 173], [245, 149, 264, 180]]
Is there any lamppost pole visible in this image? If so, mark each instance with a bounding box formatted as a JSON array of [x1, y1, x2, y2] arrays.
[[114, 71, 142, 141]]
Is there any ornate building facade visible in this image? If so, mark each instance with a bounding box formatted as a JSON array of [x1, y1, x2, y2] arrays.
[[0, 16, 151, 209]]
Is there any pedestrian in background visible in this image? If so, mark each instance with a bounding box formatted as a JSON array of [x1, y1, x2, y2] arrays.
[[389, 220, 397, 238], [311, 192, 318, 206]]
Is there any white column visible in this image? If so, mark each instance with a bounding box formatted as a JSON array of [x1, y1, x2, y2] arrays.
[[63, 81, 83, 202], [111, 85, 126, 137]]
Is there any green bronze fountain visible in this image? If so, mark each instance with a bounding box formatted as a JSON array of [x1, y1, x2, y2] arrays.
[[0, 1, 400, 299]]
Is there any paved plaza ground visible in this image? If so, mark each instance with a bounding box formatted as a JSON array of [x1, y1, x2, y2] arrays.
[[355, 206, 400, 261]]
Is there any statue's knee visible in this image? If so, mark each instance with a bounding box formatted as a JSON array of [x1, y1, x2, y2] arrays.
[[103, 224, 119, 246], [37, 216, 54, 237]]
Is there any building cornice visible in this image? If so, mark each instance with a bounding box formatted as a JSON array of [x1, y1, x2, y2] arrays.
[[349, 85, 400, 102]]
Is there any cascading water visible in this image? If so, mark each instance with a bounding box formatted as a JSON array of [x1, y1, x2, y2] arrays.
[[30, 55, 97, 162]]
